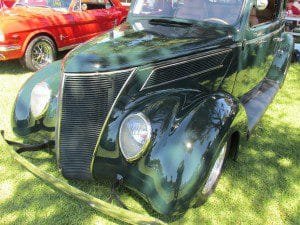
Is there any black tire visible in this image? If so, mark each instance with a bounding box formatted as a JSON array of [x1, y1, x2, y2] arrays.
[[20, 35, 57, 71], [193, 140, 230, 207], [292, 49, 300, 63]]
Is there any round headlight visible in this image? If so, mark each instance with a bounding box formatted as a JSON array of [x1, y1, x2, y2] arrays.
[[30, 82, 51, 118], [119, 113, 151, 162]]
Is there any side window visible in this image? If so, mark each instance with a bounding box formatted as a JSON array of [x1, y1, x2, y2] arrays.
[[81, 0, 113, 10], [74, 0, 81, 11], [120, 0, 131, 5], [249, 0, 281, 27]]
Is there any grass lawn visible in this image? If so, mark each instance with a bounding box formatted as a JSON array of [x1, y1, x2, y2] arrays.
[[0, 60, 299, 225]]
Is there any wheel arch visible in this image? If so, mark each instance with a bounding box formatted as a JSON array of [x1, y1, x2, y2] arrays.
[[228, 130, 241, 160], [120, 17, 127, 23], [21, 30, 58, 55]]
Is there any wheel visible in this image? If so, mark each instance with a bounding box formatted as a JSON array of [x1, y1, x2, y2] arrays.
[[194, 141, 229, 206], [202, 142, 228, 196], [292, 49, 300, 63], [20, 36, 57, 71]]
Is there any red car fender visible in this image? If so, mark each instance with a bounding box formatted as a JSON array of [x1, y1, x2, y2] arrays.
[[21, 29, 58, 55], [3, 0, 15, 7]]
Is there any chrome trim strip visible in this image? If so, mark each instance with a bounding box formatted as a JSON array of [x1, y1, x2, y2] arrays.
[[55, 71, 66, 167], [245, 25, 285, 45], [140, 49, 231, 90], [285, 16, 300, 22], [288, 32, 300, 37], [142, 65, 223, 91], [56, 68, 136, 176], [0, 45, 21, 52], [58, 43, 82, 52], [90, 68, 136, 170], [7, 147, 166, 225], [64, 68, 135, 76]]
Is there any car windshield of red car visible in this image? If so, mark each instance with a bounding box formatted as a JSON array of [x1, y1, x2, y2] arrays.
[[287, 0, 300, 16], [16, 0, 72, 9], [131, 0, 244, 25]]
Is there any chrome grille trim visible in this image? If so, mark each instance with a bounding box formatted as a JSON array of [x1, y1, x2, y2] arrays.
[[56, 69, 134, 180]]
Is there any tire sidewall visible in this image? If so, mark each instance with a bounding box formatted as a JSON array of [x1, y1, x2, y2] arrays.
[[193, 140, 230, 206], [21, 36, 56, 71]]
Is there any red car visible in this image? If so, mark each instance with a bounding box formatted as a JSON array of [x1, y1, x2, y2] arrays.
[[3, 0, 15, 7], [0, 0, 14, 8], [287, 0, 300, 16], [0, 0, 5, 8], [0, 0, 128, 71]]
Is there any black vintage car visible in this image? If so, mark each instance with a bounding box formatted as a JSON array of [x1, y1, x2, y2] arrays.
[[2, 0, 293, 224]]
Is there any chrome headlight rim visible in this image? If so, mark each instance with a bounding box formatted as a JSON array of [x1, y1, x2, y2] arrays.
[[119, 112, 152, 162], [30, 82, 52, 119]]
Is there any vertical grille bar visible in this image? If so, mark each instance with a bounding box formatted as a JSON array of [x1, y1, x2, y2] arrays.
[[58, 70, 132, 180]]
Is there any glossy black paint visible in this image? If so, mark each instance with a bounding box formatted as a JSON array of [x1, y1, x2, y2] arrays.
[[63, 21, 235, 73], [10, 0, 294, 217], [12, 60, 61, 142], [94, 87, 248, 215]]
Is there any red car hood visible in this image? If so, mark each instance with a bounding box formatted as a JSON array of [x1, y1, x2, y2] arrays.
[[0, 6, 68, 32]]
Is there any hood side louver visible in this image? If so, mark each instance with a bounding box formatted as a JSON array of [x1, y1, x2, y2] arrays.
[[141, 49, 231, 90]]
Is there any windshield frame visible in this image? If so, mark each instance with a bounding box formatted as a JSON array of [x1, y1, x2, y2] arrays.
[[128, 0, 247, 27], [15, 0, 74, 10]]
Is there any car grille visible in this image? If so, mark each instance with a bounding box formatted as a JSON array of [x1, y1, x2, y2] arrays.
[[58, 70, 133, 180]]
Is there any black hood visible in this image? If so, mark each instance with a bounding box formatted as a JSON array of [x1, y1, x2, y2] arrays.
[[63, 20, 236, 73]]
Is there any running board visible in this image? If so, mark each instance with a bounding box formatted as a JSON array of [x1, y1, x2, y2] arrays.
[[241, 78, 279, 134]]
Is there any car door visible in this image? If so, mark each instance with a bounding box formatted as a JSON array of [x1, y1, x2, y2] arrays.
[[51, 12, 79, 49], [104, 0, 124, 28], [72, 0, 118, 43], [233, 1, 284, 97]]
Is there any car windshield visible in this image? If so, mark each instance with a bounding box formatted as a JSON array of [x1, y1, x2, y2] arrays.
[[16, 0, 72, 9], [131, 0, 244, 25]]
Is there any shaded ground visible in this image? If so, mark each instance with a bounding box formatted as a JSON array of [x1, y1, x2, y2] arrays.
[[0, 60, 299, 225]]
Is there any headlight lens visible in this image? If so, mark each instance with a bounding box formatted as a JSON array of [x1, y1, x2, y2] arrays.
[[30, 82, 51, 118], [119, 113, 151, 162]]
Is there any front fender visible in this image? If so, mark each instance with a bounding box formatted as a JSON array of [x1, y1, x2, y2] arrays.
[[94, 90, 247, 215], [12, 60, 61, 141]]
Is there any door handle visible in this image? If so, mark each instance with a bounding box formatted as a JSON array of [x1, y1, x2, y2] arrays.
[[60, 34, 68, 40], [113, 19, 118, 27], [273, 37, 283, 42], [256, 39, 268, 45]]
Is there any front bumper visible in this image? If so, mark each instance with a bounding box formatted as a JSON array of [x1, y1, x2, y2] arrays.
[[0, 44, 22, 60], [6, 146, 166, 225]]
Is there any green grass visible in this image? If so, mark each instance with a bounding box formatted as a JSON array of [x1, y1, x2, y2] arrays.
[[0, 60, 299, 225]]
